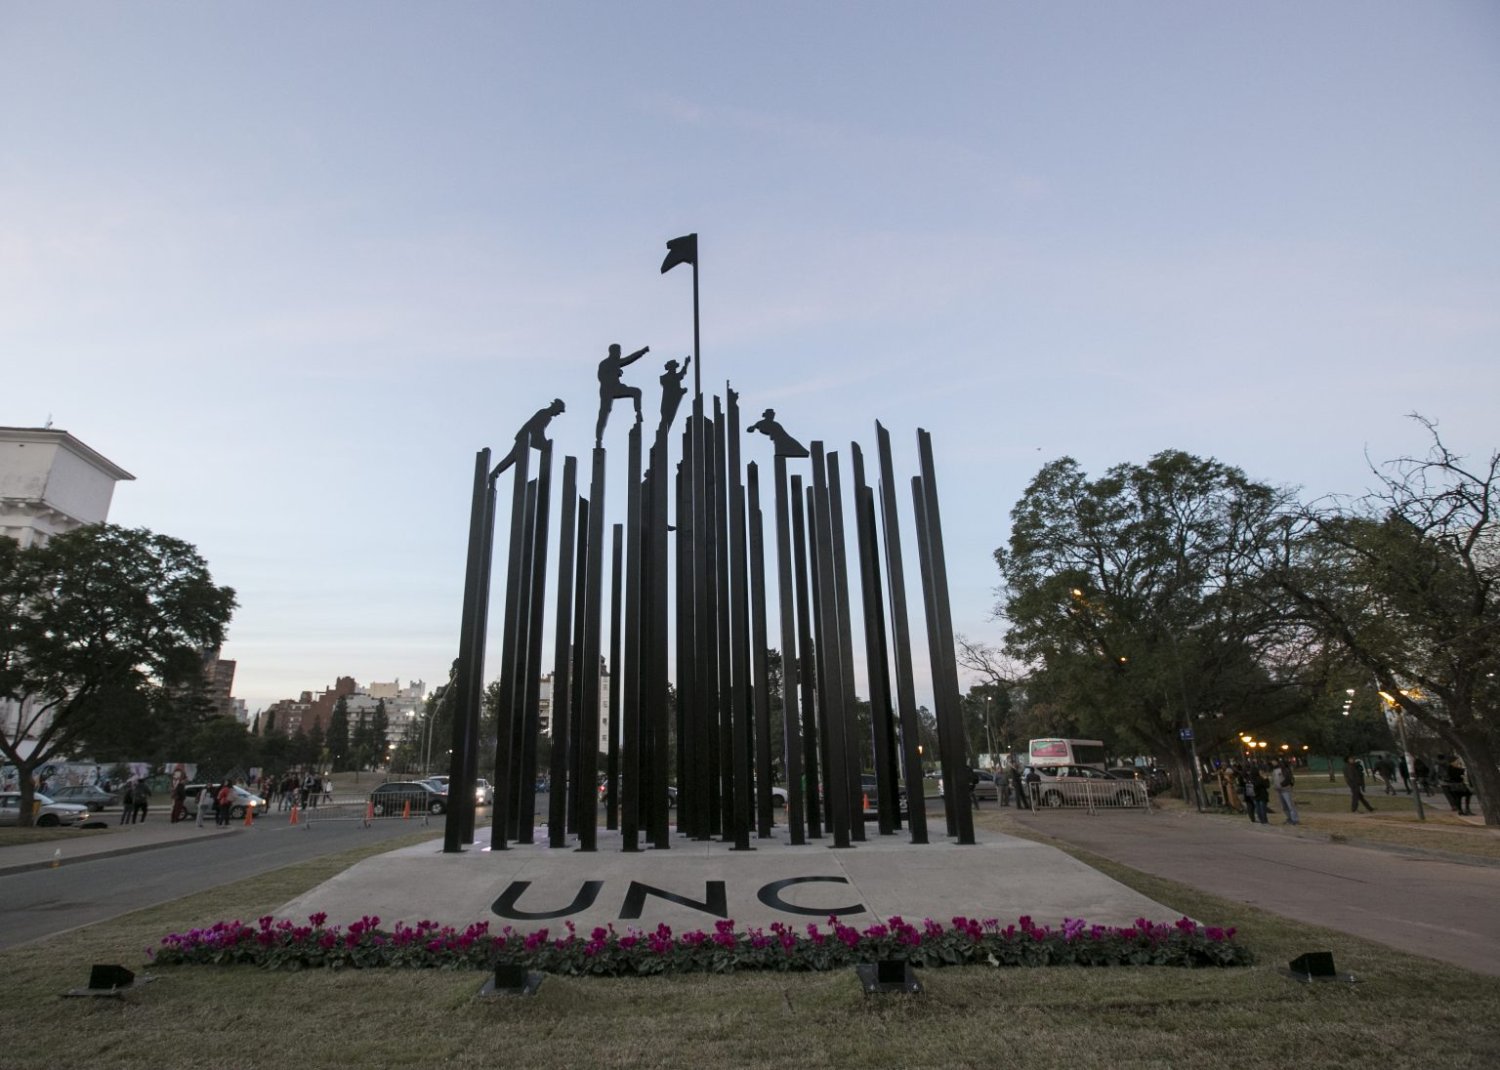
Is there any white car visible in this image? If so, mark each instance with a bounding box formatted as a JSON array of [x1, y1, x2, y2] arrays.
[[0, 791, 90, 828]]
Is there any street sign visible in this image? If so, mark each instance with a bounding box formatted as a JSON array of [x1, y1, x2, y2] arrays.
[[1179, 727, 1194, 741]]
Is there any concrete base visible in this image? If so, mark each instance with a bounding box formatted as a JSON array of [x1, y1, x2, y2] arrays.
[[278, 825, 1176, 934]]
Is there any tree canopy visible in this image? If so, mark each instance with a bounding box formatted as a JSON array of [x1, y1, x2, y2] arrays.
[[0, 525, 236, 820], [993, 450, 1321, 794], [1272, 418, 1499, 821]]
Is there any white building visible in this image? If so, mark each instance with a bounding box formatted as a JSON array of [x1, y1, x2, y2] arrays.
[[0, 426, 134, 548], [0, 427, 134, 750], [538, 670, 614, 751]]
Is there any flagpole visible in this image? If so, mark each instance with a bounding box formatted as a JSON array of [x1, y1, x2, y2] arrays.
[[692, 253, 701, 401]]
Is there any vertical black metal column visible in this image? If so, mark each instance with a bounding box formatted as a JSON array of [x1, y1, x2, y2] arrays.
[[567, 498, 588, 835], [851, 444, 899, 835], [620, 425, 644, 851], [675, 456, 696, 838], [489, 441, 533, 852], [516, 446, 552, 844], [915, 429, 974, 845], [810, 444, 852, 848], [748, 462, 775, 839], [606, 523, 623, 831], [577, 450, 607, 851], [791, 475, 821, 838], [713, 401, 734, 841], [773, 456, 807, 844], [727, 392, 753, 851], [547, 458, 579, 848], [876, 424, 928, 844], [825, 452, 866, 843], [647, 437, 672, 850], [461, 477, 497, 845], [444, 448, 491, 854]]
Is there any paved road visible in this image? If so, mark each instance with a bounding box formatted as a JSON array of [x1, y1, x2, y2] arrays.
[[0, 810, 439, 950], [1007, 807, 1500, 977]]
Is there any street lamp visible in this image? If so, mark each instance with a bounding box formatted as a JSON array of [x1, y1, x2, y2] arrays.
[[1378, 689, 1426, 821]]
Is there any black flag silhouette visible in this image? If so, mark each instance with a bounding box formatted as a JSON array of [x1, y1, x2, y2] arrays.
[[660, 233, 697, 274]]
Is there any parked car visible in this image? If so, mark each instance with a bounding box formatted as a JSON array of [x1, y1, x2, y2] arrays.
[[46, 784, 121, 812], [1025, 764, 1145, 808], [859, 773, 909, 818], [0, 791, 90, 827], [474, 778, 494, 805], [370, 781, 448, 816], [936, 769, 1001, 803], [182, 784, 264, 819]]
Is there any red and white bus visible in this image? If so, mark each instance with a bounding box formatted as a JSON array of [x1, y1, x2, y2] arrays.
[[1028, 738, 1108, 771]]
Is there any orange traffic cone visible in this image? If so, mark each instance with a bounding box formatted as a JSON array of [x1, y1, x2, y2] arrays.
[[364, 800, 374, 827], [244, 806, 254, 827], [289, 803, 300, 826], [862, 792, 869, 814], [402, 799, 411, 820]]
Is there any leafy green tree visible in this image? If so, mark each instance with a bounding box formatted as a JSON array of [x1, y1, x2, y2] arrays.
[[371, 699, 389, 766], [262, 709, 278, 736], [326, 697, 350, 771], [191, 716, 257, 781], [995, 451, 1313, 801], [1273, 419, 1499, 822], [0, 525, 235, 824]]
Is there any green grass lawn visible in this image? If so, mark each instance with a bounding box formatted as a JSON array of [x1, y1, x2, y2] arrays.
[[3, 827, 1498, 1069]]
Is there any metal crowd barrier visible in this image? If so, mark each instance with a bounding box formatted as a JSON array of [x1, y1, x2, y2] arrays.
[[1028, 778, 1151, 814]]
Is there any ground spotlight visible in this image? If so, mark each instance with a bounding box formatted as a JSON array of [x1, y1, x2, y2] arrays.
[[855, 959, 922, 995], [480, 962, 543, 997]]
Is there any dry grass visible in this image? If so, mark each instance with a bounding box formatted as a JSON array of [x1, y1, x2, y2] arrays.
[[3, 825, 1499, 1069]]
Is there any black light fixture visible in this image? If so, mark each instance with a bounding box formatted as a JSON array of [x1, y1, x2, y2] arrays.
[[480, 961, 542, 998], [65, 964, 146, 998], [1284, 951, 1356, 983], [856, 959, 922, 995]]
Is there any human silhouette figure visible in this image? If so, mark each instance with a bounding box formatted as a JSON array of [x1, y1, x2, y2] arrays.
[[595, 343, 649, 446], [493, 399, 565, 477], [747, 408, 809, 458], [655, 356, 692, 443]]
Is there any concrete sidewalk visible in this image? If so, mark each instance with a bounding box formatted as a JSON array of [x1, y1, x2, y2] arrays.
[[1006, 807, 1500, 977], [0, 815, 246, 874]]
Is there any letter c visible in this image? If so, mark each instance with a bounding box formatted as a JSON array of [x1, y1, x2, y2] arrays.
[[757, 876, 864, 917]]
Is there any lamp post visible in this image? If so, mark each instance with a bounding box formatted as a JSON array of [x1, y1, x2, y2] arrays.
[[1378, 689, 1425, 821]]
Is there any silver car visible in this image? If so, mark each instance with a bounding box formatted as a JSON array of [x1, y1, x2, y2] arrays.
[[0, 791, 90, 828]]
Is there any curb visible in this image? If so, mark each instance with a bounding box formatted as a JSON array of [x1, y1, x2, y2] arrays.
[[0, 829, 242, 876]]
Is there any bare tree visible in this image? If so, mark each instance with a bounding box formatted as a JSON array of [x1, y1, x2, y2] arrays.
[[1274, 416, 1499, 824]]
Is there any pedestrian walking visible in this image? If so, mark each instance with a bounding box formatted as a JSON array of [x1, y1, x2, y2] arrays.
[[1249, 766, 1270, 824], [1442, 756, 1475, 816], [215, 782, 234, 827], [1344, 756, 1376, 813], [195, 783, 208, 827], [132, 778, 150, 822], [1272, 760, 1299, 825], [170, 778, 187, 823], [120, 780, 135, 825]]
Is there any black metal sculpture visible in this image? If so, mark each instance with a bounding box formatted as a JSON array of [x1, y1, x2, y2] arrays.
[[748, 409, 809, 458], [595, 344, 649, 446], [443, 233, 976, 858], [656, 357, 691, 444], [493, 399, 565, 476]]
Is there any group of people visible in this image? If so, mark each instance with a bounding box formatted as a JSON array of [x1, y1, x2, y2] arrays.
[[1219, 760, 1301, 825], [117, 775, 152, 824], [266, 772, 333, 812]]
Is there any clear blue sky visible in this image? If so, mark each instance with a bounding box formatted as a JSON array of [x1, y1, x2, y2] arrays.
[[4, 2, 1497, 713]]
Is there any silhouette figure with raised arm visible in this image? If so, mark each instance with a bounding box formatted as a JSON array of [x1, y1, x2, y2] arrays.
[[595, 342, 650, 446], [492, 398, 565, 477], [748, 408, 809, 458], [655, 356, 692, 442]]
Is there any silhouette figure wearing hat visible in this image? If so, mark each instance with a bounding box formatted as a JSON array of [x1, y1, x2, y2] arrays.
[[493, 398, 565, 477], [655, 356, 692, 443], [748, 408, 809, 458]]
